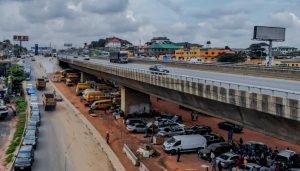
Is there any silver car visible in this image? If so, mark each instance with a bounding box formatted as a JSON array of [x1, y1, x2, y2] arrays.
[[157, 126, 185, 137], [216, 152, 239, 168], [126, 123, 147, 133]]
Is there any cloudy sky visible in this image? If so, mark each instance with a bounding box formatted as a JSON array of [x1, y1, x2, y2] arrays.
[[1, 0, 300, 49]]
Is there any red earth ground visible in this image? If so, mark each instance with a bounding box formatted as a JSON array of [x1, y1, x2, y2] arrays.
[[52, 79, 300, 171]]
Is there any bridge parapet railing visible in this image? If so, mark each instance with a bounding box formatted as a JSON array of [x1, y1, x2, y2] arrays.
[[59, 56, 300, 100]]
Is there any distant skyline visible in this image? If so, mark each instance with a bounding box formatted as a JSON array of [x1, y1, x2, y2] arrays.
[[1, 0, 300, 49]]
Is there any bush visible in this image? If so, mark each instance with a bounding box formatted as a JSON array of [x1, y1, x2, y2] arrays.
[[5, 96, 27, 165]]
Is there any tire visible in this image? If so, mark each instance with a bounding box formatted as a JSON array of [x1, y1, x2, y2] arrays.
[[170, 149, 176, 155]]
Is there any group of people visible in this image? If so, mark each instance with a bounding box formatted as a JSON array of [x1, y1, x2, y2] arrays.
[[211, 136, 295, 171]]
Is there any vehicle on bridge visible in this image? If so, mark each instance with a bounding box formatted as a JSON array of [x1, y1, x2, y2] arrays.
[[109, 51, 128, 63], [149, 64, 169, 74], [36, 78, 46, 90], [43, 93, 57, 110]]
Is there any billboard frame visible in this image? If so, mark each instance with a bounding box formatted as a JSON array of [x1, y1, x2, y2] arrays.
[[253, 26, 285, 42]]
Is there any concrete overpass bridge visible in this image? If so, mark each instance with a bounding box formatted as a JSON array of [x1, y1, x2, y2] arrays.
[[58, 56, 300, 144]]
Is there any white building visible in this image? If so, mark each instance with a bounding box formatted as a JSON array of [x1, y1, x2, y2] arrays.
[[273, 46, 298, 55], [105, 38, 121, 49]]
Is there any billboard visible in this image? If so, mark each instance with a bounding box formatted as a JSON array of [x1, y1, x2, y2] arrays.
[[64, 43, 72, 47], [13, 35, 29, 41], [253, 26, 285, 41]]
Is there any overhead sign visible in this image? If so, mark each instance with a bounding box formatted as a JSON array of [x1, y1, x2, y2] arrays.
[[64, 43, 72, 47], [13, 35, 29, 41], [35, 44, 39, 55], [253, 26, 285, 41]]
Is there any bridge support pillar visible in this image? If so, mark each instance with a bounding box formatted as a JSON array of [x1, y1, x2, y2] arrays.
[[80, 72, 96, 83], [121, 86, 150, 115]]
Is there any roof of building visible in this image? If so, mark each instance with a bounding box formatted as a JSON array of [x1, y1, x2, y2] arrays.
[[273, 46, 298, 49], [149, 44, 179, 49], [111, 38, 121, 43]]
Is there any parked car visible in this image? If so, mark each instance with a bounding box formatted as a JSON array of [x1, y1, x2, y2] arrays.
[[27, 88, 35, 95], [84, 55, 90, 60], [198, 142, 233, 160], [203, 134, 225, 145], [163, 134, 207, 155], [217, 121, 243, 133], [73, 56, 78, 58], [26, 130, 38, 140], [149, 64, 169, 74], [157, 126, 185, 137], [126, 123, 147, 133], [27, 121, 39, 134], [125, 118, 146, 126], [274, 150, 298, 169], [23, 133, 38, 149], [185, 124, 212, 135], [216, 152, 239, 168], [244, 141, 268, 154], [31, 110, 41, 118], [30, 114, 41, 126], [14, 145, 34, 171], [240, 163, 264, 171], [0, 106, 8, 120], [43, 75, 49, 82]]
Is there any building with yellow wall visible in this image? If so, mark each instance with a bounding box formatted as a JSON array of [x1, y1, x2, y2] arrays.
[[280, 58, 300, 67], [174, 47, 234, 63]]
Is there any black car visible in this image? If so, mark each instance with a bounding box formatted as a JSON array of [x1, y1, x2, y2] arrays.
[[244, 141, 268, 154], [198, 142, 234, 161], [203, 134, 225, 145], [185, 124, 212, 135], [149, 64, 169, 74], [218, 121, 243, 133], [14, 145, 34, 171]]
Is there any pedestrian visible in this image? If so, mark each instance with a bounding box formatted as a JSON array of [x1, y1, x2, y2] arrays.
[[218, 161, 223, 171], [53, 90, 56, 96], [210, 151, 215, 161], [106, 131, 110, 144], [211, 157, 217, 171], [176, 148, 181, 162], [228, 130, 233, 143], [239, 137, 243, 145], [191, 111, 194, 121]]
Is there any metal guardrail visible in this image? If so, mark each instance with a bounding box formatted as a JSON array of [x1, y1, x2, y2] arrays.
[[59, 56, 300, 100]]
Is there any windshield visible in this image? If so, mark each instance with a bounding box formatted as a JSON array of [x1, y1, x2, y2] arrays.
[[167, 137, 176, 144], [18, 151, 31, 158], [219, 154, 229, 160], [25, 136, 35, 140], [27, 126, 36, 129], [275, 155, 288, 162]]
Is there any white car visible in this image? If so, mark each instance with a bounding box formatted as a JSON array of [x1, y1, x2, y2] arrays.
[[84, 55, 90, 60], [216, 152, 239, 168], [126, 123, 147, 133]]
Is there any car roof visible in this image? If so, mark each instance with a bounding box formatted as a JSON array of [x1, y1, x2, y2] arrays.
[[245, 141, 266, 146], [278, 150, 296, 157], [20, 145, 33, 151], [246, 163, 261, 167], [222, 152, 238, 157]]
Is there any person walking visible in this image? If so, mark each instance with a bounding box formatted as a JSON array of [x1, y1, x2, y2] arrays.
[[239, 137, 243, 145], [176, 148, 181, 162], [106, 131, 110, 144], [211, 157, 217, 171], [217, 161, 223, 171], [210, 152, 215, 161]]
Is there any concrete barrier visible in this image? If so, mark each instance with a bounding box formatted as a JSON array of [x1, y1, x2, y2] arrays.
[[139, 162, 150, 171], [123, 144, 139, 166]]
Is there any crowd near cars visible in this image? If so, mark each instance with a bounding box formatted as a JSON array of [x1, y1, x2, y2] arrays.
[[122, 110, 300, 170]]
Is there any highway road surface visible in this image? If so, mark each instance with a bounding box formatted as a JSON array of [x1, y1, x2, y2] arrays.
[[61, 56, 300, 99], [24, 57, 113, 171]]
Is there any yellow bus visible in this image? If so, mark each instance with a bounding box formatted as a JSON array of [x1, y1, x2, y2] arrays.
[[90, 99, 113, 110]]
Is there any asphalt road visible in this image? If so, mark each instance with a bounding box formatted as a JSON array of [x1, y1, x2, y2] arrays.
[[23, 57, 113, 171], [63, 56, 300, 99]]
